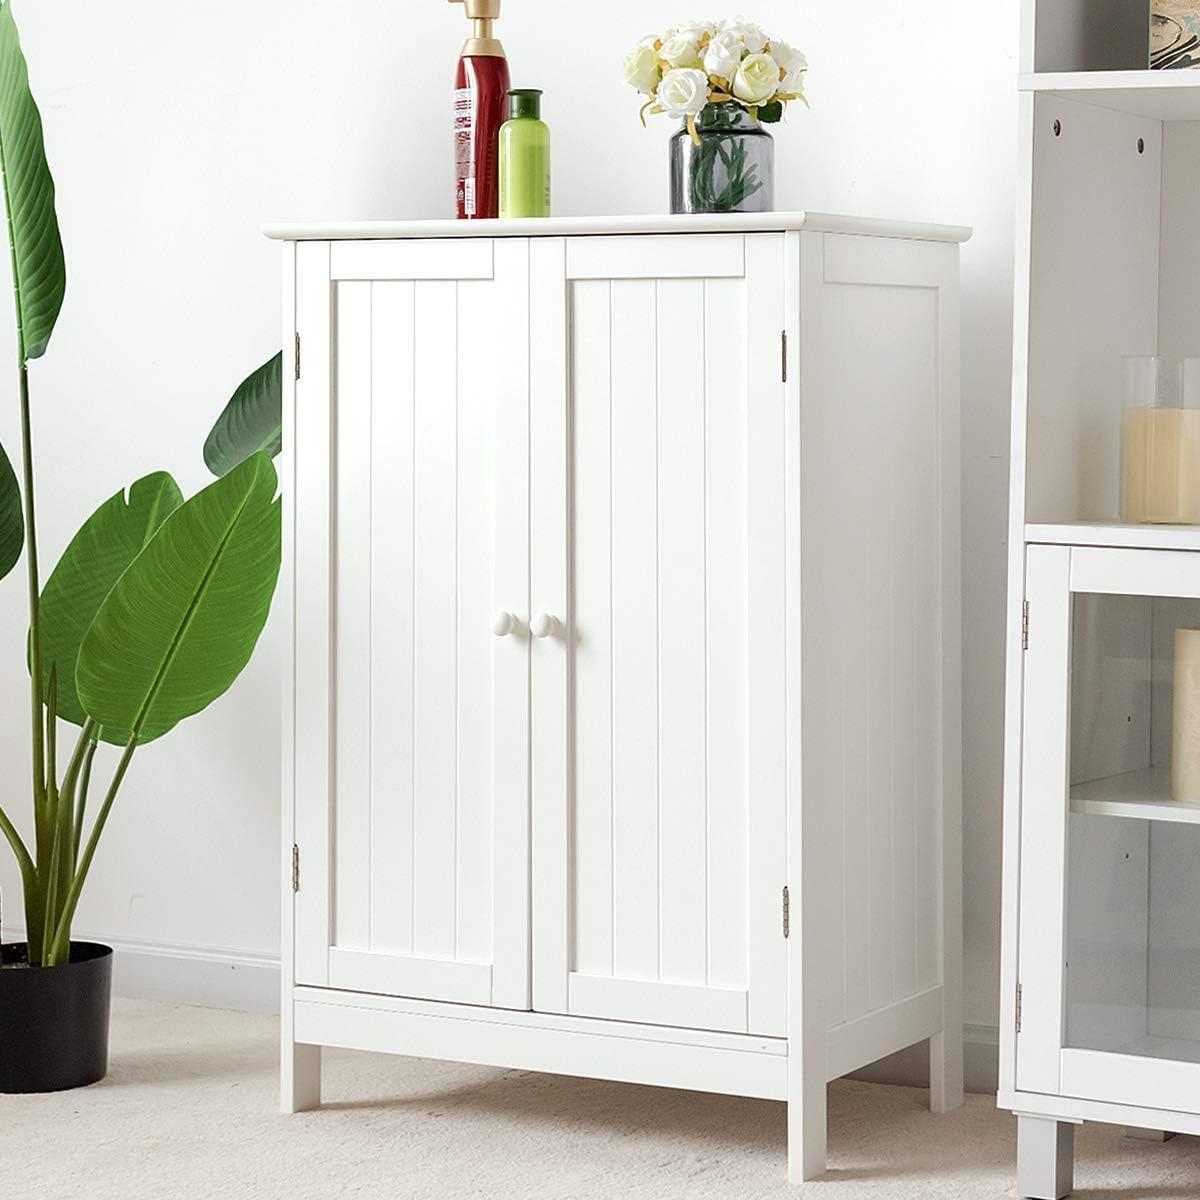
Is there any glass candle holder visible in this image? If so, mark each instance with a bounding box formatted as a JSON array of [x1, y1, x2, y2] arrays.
[[1120, 355, 1200, 524]]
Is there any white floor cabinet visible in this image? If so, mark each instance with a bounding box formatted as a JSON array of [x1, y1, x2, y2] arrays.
[[268, 212, 967, 1182]]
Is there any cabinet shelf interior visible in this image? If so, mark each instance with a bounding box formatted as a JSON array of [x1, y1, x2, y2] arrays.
[[1022, 84, 1200, 526]]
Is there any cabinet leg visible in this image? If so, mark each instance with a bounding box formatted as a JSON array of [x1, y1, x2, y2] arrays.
[[786, 1070, 827, 1182], [929, 1028, 964, 1113], [1017, 1116, 1074, 1200], [282, 1042, 322, 1114], [1124, 1127, 1176, 1142]]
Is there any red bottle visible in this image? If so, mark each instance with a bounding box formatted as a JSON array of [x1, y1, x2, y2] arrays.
[[450, 0, 510, 220]]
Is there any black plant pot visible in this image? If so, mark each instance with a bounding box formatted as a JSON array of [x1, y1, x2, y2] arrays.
[[0, 941, 112, 1092]]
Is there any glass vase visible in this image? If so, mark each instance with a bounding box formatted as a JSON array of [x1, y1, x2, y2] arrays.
[[669, 103, 774, 215]]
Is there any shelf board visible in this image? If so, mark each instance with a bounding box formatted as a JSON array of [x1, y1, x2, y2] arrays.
[[1026, 522, 1200, 551], [1071, 768, 1200, 824], [1020, 70, 1200, 121]]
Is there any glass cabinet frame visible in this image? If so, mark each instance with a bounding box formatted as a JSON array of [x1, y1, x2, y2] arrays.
[[1018, 543, 1200, 1115]]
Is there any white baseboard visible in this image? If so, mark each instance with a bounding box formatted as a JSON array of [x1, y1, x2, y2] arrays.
[[2, 924, 1002, 1091], [2, 927, 280, 1015]]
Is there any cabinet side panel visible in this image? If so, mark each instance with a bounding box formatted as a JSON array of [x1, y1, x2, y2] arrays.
[[800, 235, 956, 1030]]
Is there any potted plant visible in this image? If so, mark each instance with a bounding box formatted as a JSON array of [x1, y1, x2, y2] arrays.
[[0, 0, 283, 1092], [622, 17, 809, 214]]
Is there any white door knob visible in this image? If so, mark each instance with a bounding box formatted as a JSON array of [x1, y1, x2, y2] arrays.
[[530, 611, 562, 639], [492, 610, 517, 637]]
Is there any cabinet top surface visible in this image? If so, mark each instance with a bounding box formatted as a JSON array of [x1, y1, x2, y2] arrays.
[[263, 211, 971, 244]]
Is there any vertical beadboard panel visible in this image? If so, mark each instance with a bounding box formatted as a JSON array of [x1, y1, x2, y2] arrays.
[[704, 277, 749, 992], [913, 296, 944, 995], [412, 280, 460, 959], [656, 279, 709, 985], [610, 278, 661, 981], [456, 278, 496, 964], [866, 298, 897, 1014], [571, 280, 615, 978], [369, 281, 416, 955], [890, 326, 920, 1002], [334, 281, 373, 950]]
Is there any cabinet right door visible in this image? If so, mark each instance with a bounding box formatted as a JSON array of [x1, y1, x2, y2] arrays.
[[528, 233, 789, 1036]]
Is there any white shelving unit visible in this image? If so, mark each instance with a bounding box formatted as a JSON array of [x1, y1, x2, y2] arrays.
[[1001, 5, 1200, 1198]]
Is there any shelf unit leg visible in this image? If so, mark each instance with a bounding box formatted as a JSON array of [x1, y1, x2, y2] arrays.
[[1017, 1115, 1074, 1200], [929, 1027, 964, 1113], [282, 1041, 322, 1114]]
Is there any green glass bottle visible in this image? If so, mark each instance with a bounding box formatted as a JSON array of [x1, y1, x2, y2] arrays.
[[499, 89, 550, 218]]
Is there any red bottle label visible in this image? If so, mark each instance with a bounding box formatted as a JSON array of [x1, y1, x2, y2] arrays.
[[453, 87, 476, 216]]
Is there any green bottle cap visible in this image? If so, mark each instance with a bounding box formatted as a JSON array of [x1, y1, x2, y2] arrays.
[[508, 88, 542, 120]]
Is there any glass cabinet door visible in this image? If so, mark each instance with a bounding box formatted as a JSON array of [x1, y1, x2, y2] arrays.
[[1018, 544, 1200, 1114]]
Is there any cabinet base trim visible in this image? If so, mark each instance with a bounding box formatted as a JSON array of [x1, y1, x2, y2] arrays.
[[1000, 1088, 1200, 1137], [827, 985, 945, 1080], [566, 972, 749, 1035], [326, 948, 492, 1006], [292, 987, 787, 1100]]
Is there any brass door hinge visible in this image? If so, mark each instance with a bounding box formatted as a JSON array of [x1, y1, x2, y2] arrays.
[[782, 885, 790, 938], [292, 844, 300, 893], [1022, 600, 1030, 652], [294, 332, 302, 382], [781, 331, 788, 383], [1015, 982, 1023, 1033]]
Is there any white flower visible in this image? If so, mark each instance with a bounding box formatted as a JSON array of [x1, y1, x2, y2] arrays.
[[660, 32, 703, 69], [657, 67, 711, 117], [668, 19, 717, 39], [624, 44, 662, 95], [731, 51, 779, 104], [703, 31, 743, 79], [771, 40, 807, 82], [718, 18, 767, 53]]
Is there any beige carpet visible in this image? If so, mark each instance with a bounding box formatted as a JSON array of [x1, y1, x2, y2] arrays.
[[3, 999, 1200, 1199]]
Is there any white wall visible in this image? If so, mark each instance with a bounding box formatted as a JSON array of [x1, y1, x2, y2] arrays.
[[0, 0, 1016, 1035]]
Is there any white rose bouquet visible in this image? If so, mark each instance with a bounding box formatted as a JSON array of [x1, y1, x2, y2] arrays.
[[623, 16, 808, 144]]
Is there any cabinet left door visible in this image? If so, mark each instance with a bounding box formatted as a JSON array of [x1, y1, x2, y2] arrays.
[[290, 239, 531, 1009]]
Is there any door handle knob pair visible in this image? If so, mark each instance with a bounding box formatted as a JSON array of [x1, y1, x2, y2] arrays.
[[492, 611, 562, 639]]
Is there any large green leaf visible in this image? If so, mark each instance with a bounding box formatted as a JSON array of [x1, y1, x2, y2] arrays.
[[38, 472, 183, 742], [76, 453, 280, 744], [0, 2, 65, 362], [203, 352, 282, 477], [0, 434, 20, 579]]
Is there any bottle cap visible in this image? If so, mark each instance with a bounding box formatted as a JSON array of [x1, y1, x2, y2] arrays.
[[508, 88, 542, 120]]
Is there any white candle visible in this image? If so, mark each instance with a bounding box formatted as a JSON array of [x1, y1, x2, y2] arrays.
[[1173, 628, 1200, 802], [1121, 407, 1200, 524]]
